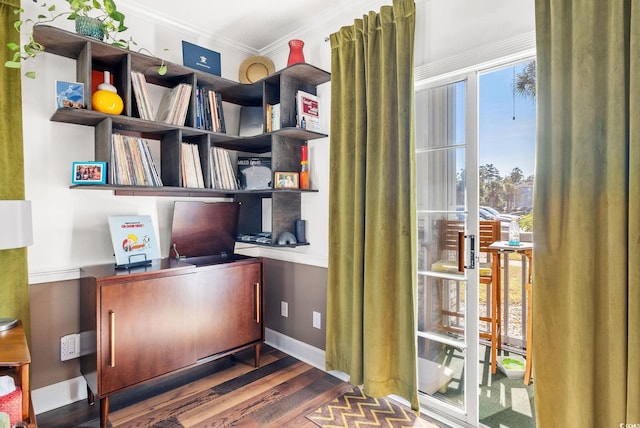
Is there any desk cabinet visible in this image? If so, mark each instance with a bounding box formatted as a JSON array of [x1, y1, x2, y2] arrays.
[[80, 257, 263, 428], [196, 259, 263, 361]]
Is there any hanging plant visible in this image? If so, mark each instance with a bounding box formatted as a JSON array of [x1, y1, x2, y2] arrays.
[[5, 0, 167, 78]]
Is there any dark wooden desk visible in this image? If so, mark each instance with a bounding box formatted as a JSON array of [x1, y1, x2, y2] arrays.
[[0, 321, 35, 425]]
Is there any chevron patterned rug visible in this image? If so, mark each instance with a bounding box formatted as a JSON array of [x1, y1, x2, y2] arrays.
[[306, 386, 440, 428]]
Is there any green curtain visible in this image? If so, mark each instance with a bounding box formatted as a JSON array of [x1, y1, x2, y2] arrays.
[[0, 0, 30, 336], [534, 0, 640, 425], [326, 0, 417, 410]]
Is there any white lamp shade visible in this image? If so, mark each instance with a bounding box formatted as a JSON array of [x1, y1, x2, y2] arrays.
[[0, 200, 33, 250]]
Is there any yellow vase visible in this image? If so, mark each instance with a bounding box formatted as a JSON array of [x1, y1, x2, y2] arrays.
[[92, 70, 124, 115], [92, 89, 124, 115]]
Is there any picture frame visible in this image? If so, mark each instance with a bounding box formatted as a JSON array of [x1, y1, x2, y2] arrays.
[[274, 172, 299, 189], [72, 161, 106, 185], [56, 80, 84, 109]]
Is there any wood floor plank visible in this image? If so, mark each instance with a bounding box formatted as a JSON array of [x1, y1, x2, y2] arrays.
[[177, 361, 312, 426], [110, 352, 282, 425], [193, 365, 340, 427], [262, 378, 354, 427]]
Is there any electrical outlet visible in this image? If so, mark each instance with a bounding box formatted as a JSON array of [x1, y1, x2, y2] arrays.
[[61, 333, 80, 361], [281, 301, 289, 317], [313, 311, 321, 329]]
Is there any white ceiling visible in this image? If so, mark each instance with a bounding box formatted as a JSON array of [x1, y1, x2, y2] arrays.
[[119, 0, 390, 52]]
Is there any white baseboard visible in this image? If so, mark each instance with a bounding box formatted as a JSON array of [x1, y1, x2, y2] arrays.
[[264, 328, 349, 382], [31, 331, 348, 416], [31, 375, 87, 415]]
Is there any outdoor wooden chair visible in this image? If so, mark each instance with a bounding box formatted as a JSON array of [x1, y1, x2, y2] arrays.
[[430, 219, 502, 374]]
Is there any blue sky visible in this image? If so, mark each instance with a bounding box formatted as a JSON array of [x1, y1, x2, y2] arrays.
[[479, 62, 536, 178]]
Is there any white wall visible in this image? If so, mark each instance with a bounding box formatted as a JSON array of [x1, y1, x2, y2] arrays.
[[21, 0, 535, 283]]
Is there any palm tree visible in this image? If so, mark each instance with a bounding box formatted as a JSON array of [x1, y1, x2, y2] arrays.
[[514, 60, 536, 99]]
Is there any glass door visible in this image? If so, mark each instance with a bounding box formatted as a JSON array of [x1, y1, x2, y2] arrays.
[[415, 75, 480, 426]]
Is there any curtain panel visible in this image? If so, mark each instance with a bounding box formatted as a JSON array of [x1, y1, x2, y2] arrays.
[[0, 0, 30, 335], [326, 0, 418, 410], [534, 0, 640, 425]]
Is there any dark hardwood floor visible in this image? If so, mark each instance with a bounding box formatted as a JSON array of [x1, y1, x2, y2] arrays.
[[37, 345, 438, 427]]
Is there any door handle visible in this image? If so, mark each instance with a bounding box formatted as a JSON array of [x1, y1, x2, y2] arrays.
[[464, 234, 475, 270]]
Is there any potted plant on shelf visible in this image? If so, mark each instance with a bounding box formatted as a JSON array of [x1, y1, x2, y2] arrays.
[[5, 0, 166, 78]]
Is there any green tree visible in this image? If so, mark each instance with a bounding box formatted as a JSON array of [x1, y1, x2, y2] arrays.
[[479, 164, 504, 209], [514, 60, 536, 100]]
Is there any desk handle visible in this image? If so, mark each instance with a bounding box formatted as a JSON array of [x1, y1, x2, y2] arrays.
[[109, 310, 116, 367], [464, 234, 475, 270], [255, 282, 261, 324]]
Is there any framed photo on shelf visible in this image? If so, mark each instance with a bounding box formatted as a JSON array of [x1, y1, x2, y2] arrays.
[[274, 172, 299, 189], [55, 80, 84, 109], [72, 161, 106, 185]]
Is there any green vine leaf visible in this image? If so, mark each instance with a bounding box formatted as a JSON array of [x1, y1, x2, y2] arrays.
[[4, 60, 21, 68]]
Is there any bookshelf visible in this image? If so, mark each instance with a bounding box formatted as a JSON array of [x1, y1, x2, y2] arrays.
[[34, 24, 330, 247]]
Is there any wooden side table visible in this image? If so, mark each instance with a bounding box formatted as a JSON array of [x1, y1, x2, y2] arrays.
[[488, 241, 533, 385], [0, 321, 35, 426]]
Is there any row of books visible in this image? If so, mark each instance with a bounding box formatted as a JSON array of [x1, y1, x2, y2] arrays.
[[109, 134, 163, 186], [181, 142, 205, 188], [130, 71, 155, 121], [195, 87, 227, 133], [131, 70, 192, 126], [265, 103, 281, 133], [210, 147, 240, 190]]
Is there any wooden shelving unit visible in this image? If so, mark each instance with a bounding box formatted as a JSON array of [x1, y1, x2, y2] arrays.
[[34, 24, 330, 247]]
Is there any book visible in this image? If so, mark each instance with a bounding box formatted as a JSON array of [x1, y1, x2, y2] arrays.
[[266, 103, 280, 132], [108, 215, 161, 268], [210, 147, 239, 190], [239, 106, 263, 136], [130, 71, 154, 120], [109, 135, 162, 186], [296, 90, 320, 132], [271, 103, 281, 131], [237, 157, 272, 190], [180, 142, 204, 188], [182, 40, 221, 76], [156, 83, 192, 125]]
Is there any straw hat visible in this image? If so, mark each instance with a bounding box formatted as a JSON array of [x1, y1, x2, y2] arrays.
[[239, 56, 275, 83]]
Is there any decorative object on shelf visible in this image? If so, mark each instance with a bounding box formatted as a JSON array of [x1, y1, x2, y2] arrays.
[[71, 161, 107, 185], [274, 172, 299, 189], [287, 39, 305, 66], [55, 80, 84, 109], [238, 56, 275, 84], [0, 200, 33, 332], [108, 215, 161, 269], [237, 157, 272, 190], [295, 219, 307, 244], [182, 41, 221, 76], [296, 90, 321, 132], [276, 232, 297, 246], [300, 144, 310, 189], [4, 0, 167, 78], [75, 16, 104, 40], [92, 71, 124, 114]]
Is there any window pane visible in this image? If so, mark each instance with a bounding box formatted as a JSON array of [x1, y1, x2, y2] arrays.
[[416, 148, 465, 211], [417, 335, 465, 410], [415, 81, 466, 150]]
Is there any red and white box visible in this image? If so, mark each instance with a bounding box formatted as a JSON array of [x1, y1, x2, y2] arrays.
[[0, 387, 22, 425]]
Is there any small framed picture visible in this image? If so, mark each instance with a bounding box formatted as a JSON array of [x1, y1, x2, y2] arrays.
[[56, 80, 85, 109], [72, 161, 106, 185], [274, 172, 299, 189]]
